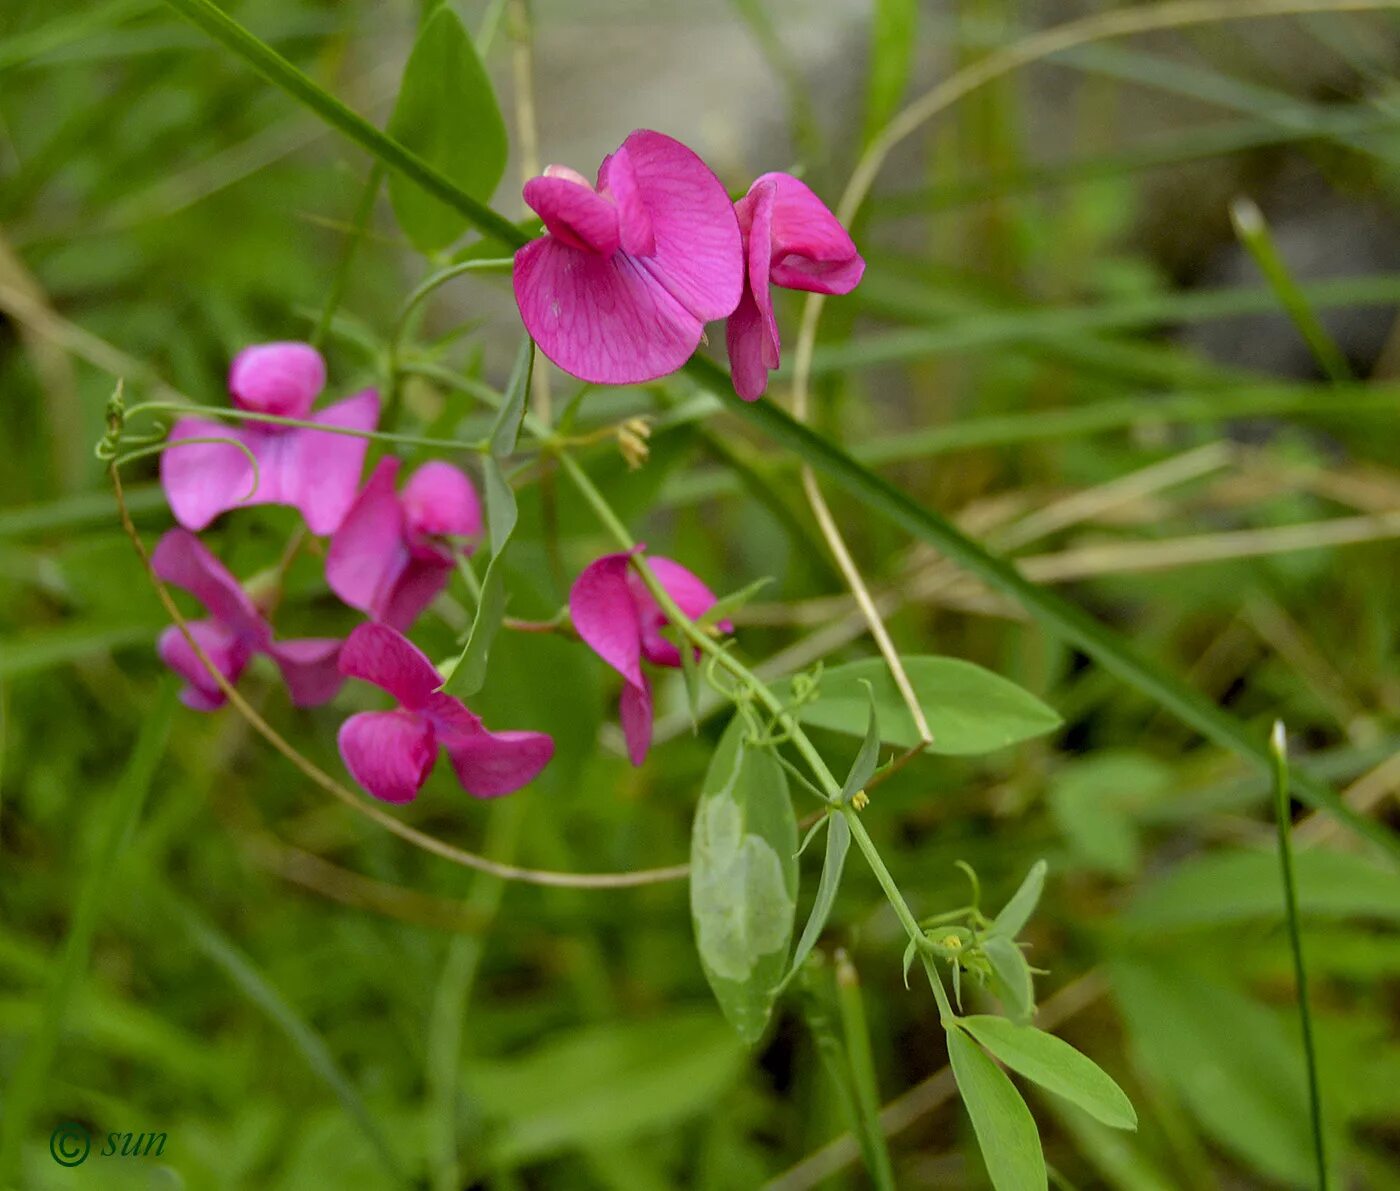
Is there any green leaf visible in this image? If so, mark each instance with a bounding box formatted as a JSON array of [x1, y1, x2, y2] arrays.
[[443, 457, 516, 697], [697, 575, 773, 631], [386, 6, 507, 252], [161, 0, 524, 248], [690, 720, 798, 1044], [840, 680, 881, 802], [983, 935, 1035, 1023], [782, 812, 851, 989], [1049, 753, 1173, 878], [947, 1027, 1048, 1191], [481, 454, 519, 552], [695, 362, 1400, 862], [1126, 848, 1400, 930], [863, 0, 917, 145], [489, 338, 533, 458], [793, 656, 1061, 754], [960, 1016, 1137, 1131], [991, 860, 1047, 939]]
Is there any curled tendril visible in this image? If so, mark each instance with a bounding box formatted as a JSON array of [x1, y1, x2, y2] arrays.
[[111, 435, 261, 504]]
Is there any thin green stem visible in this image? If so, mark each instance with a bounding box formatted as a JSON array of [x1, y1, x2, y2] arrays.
[[834, 950, 898, 1191], [1270, 722, 1329, 1191], [123, 401, 488, 455], [160, 0, 527, 247]]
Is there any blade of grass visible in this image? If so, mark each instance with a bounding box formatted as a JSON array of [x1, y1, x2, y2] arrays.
[[0, 680, 175, 1182], [164, 886, 408, 1185], [1230, 197, 1353, 382], [686, 353, 1400, 862], [834, 950, 898, 1190], [1270, 722, 1329, 1191], [159, 0, 525, 247]]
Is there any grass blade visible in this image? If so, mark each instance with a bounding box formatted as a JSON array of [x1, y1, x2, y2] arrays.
[[1270, 722, 1329, 1191], [0, 680, 175, 1181], [691, 355, 1400, 861], [159, 0, 524, 247], [165, 890, 407, 1185], [834, 950, 897, 1190]]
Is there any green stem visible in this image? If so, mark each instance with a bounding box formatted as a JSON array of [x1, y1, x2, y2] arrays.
[[834, 950, 898, 1191], [160, 0, 527, 248], [1270, 722, 1329, 1191], [124, 401, 488, 455]]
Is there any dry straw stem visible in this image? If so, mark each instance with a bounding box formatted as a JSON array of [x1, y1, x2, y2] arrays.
[[110, 464, 689, 890], [784, 0, 1400, 761]]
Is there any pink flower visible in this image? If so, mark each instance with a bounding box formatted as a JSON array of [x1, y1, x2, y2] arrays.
[[336, 623, 554, 803], [152, 528, 344, 711], [325, 457, 481, 632], [569, 549, 729, 766], [726, 173, 865, 401], [513, 130, 743, 385], [161, 342, 380, 533]]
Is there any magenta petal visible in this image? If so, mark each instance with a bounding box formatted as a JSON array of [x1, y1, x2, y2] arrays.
[[267, 638, 345, 707], [401, 461, 482, 541], [524, 174, 620, 256], [629, 556, 721, 668], [742, 182, 782, 370], [338, 709, 435, 803], [598, 144, 655, 257], [569, 552, 645, 687], [377, 553, 453, 633], [158, 620, 250, 710], [514, 238, 703, 385], [278, 389, 380, 534], [620, 130, 743, 322], [228, 342, 326, 418], [618, 674, 653, 766], [425, 693, 553, 797], [754, 172, 865, 295], [338, 622, 443, 710], [160, 416, 262, 531], [326, 457, 407, 618], [151, 528, 266, 643], [725, 284, 772, 401]]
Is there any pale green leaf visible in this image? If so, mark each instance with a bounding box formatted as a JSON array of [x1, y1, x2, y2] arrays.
[[961, 1016, 1137, 1130], [793, 657, 1060, 754], [947, 1028, 1047, 1191], [991, 860, 1047, 939], [387, 6, 508, 252]]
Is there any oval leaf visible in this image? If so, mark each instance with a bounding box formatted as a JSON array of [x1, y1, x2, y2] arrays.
[[794, 657, 1060, 754], [991, 860, 1047, 939], [984, 935, 1035, 1023], [947, 1027, 1047, 1191], [387, 7, 508, 252], [690, 720, 798, 1044], [961, 1016, 1137, 1131]]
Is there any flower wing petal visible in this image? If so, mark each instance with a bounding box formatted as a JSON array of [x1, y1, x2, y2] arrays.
[[425, 693, 554, 798], [281, 389, 380, 534], [569, 551, 645, 688], [158, 620, 250, 710], [758, 172, 865, 295], [619, 673, 654, 766], [338, 709, 435, 803], [326, 457, 407, 618], [523, 174, 620, 256], [266, 637, 345, 707], [159, 416, 262, 531], [628, 555, 721, 668], [151, 528, 265, 641], [401, 461, 482, 540], [338, 622, 443, 710]]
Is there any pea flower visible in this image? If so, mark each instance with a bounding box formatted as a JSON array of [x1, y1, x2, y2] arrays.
[[325, 458, 481, 632], [337, 623, 554, 803], [162, 342, 380, 533], [153, 528, 344, 711], [569, 549, 729, 766], [725, 173, 865, 401], [513, 129, 743, 385]]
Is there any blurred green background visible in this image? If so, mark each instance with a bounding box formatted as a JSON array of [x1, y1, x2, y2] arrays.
[[4, 0, 1400, 1187]]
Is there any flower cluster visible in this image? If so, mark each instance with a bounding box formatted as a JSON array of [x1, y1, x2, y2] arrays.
[[512, 130, 864, 400], [155, 342, 551, 803]]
